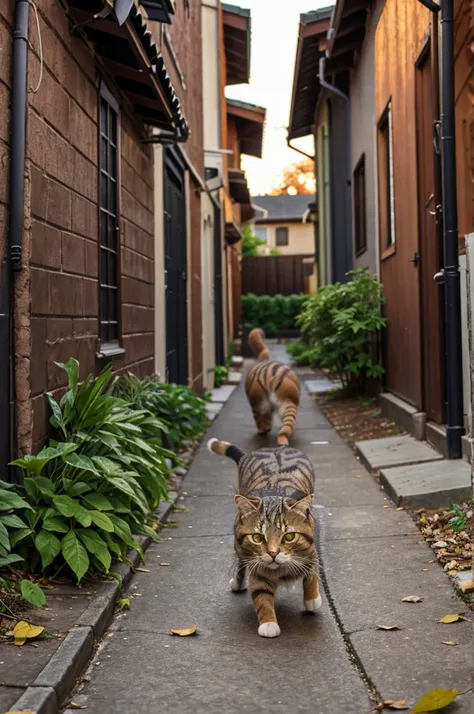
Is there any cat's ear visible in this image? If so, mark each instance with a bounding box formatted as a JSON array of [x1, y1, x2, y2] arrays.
[[287, 494, 314, 518], [234, 495, 262, 519]]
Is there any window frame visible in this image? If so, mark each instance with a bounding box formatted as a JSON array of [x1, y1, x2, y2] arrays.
[[353, 153, 367, 257], [254, 226, 268, 243], [275, 226, 289, 247], [98, 82, 124, 355], [377, 100, 396, 259]]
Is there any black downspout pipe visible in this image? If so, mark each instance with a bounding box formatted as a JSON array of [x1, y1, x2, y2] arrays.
[[318, 57, 352, 281], [418, 0, 463, 458], [7, 0, 29, 473], [440, 0, 464, 458]]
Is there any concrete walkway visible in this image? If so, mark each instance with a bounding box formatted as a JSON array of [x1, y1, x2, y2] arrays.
[[65, 354, 473, 714]]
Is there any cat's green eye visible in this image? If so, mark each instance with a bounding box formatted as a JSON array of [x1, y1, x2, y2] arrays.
[[283, 532, 297, 542], [249, 533, 264, 544]]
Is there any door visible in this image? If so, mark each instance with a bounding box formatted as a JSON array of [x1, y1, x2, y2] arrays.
[[415, 45, 445, 423], [164, 148, 188, 385], [213, 204, 225, 366]]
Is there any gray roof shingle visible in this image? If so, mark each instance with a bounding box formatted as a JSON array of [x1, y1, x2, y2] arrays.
[[252, 194, 313, 222]]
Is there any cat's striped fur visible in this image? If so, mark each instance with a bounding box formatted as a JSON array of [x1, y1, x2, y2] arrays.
[[208, 438, 321, 638], [246, 328, 300, 445]]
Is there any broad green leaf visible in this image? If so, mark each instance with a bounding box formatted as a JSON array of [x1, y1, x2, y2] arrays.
[[89, 510, 114, 532], [97, 430, 119, 448], [109, 514, 140, 551], [0, 514, 28, 529], [82, 493, 113, 511], [0, 489, 32, 511], [103, 532, 121, 556], [47, 392, 65, 432], [66, 482, 91, 497], [42, 516, 69, 533], [92, 456, 122, 474], [74, 505, 92, 528], [410, 688, 458, 713], [77, 530, 111, 572], [53, 495, 79, 518], [61, 530, 89, 582], [106, 477, 147, 512], [23, 477, 40, 502], [64, 453, 99, 475], [32, 476, 56, 499], [9, 528, 33, 547], [20, 580, 46, 608], [35, 529, 62, 569], [0, 522, 10, 552], [57, 357, 79, 395], [0, 553, 24, 567]]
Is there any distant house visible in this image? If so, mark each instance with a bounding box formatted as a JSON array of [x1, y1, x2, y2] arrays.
[[251, 195, 316, 256]]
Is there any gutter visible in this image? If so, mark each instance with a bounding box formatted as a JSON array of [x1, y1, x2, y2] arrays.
[[318, 56, 352, 280], [417, 0, 463, 459]]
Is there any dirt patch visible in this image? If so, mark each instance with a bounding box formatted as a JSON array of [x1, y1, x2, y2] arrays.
[[316, 394, 405, 446]]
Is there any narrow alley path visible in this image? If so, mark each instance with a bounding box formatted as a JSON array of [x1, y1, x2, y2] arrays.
[[65, 350, 473, 714]]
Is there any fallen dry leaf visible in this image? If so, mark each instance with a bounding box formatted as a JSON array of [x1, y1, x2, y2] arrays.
[[384, 701, 408, 710], [170, 622, 198, 637], [439, 613, 467, 624], [376, 625, 401, 631], [4, 710, 35, 714], [396, 507, 405, 511], [410, 687, 457, 713], [383, 505, 390, 509], [131, 593, 143, 597], [441, 641, 458, 646], [432, 541, 448, 549], [401, 595, 423, 603], [459, 615, 472, 622], [159, 562, 170, 566], [135, 568, 150, 573], [407, 532, 420, 537], [13, 621, 45, 646], [459, 579, 474, 593], [415, 508, 426, 514], [69, 704, 89, 710]]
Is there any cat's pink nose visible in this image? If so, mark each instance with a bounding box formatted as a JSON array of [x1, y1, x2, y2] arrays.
[[268, 551, 278, 560]]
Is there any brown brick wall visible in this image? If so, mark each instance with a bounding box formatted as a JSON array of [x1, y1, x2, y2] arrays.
[[4, 0, 155, 451]]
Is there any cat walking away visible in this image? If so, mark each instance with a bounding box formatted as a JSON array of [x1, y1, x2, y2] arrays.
[[208, 437, 322, 638], [245, 328, 300, 445]]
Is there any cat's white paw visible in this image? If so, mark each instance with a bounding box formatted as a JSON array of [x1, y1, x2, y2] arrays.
[[229, 578, 246, 592], [258, 622, 281, 638], [304, 595, 322, 612]]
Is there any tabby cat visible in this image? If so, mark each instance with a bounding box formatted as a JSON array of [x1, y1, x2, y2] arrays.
[[208, 438, 321, 638], [245, 328, 300, 445]]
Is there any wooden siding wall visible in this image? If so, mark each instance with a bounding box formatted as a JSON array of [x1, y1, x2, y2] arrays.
[[375, 0, 430, 408], [455, 0, 474, 250], [242, 255, 315, 296]]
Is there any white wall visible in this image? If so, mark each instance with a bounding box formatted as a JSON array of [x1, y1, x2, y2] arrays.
[[153, 144, 166, 381], [256, 222, 315, 256]]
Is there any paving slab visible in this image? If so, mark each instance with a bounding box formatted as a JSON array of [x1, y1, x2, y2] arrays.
[[0, 686, 26, 713], [210, 385, 236, 403], [205, 402, 223, 420], [226, 370, 242, 384], [356, 434, 443, 470], [380, 459, 472, 509], [320, 504, 411, 540], [305, 378, 342, 394]]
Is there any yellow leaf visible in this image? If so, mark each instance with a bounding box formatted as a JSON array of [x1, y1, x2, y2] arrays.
[[376, 625, 401, 631], [159, 562, 170, 567], [116, 598, 130, 611], [69, 703, 89, 709], [135, 568, 150, 573], [4, 710, 36, 714], [439, 614, 461, 624], [401, 595, 423, 603], [410, 688, 457, 713], [441, 641, 458, 646], [170, 622, 198, 637], [384, 701, 408, 710], [13, 638, 27, 647], [13, 621, 45, 641]]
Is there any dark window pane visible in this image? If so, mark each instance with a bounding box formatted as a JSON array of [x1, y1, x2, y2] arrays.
[[100, 137, 108, 173], [275, 227, 289, 246], [108, 251, 117, 285], [100, 285, 108, 317], [108, 143, 117, 177], [108, 215, 117, 250], [100, 172, 108, 210], [100, 248, 108, 286], [100, 100, 108, 136], [110, 110, 118, 146], [100, 211, 107, 248], [109, 288, 117, 321], [108, 178, 117, 215]]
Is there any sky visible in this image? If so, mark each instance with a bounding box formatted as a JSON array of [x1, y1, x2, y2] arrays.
[[225, 0, 332, 196]]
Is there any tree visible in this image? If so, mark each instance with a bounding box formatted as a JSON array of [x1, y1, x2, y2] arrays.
[[269, 158, 315, 196]]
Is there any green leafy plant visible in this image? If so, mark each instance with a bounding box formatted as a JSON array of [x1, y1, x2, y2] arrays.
[[286, 340, 322, 368], [447, 503, 468, 533], [4, 359, 171, 584], [242, 226, 266, 257], [213, 365, 228, 388], [242, 294, 308, 337], [115, 374, 209, 453], [297, 268, 386, 392]]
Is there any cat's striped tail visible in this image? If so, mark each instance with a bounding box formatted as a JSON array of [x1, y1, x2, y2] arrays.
[[207, 438, 245, 464], [248, 328, 271, 361], [277, 400, 298, 446]]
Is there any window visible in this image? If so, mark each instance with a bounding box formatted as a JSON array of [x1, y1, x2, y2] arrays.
[[353, 154, 367, 256], [99, 85, 120, 346], [377, 101, 395, 250], [254, 227, 268, 243], [275, 227, 289, 246]]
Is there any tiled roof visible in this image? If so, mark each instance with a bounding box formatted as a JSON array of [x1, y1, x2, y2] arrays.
[[252, 194, 313, 222]]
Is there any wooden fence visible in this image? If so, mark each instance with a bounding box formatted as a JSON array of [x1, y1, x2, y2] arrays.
[[242, 254, 315, 296]]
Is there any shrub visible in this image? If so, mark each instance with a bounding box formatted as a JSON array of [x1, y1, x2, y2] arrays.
[[242, 226, 265, 257], [5, 359, 171, 584], [296, 268, 386, 391], [115, 374, 209, 453], [286, 340, 322, 368], [213, 365, 228, 388], [242, 294, 308, 337]]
